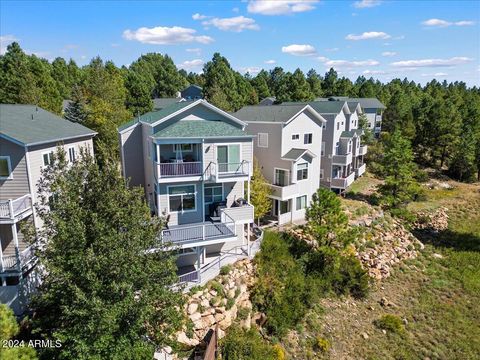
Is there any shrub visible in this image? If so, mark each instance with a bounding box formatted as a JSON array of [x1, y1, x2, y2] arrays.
[[314, 336, 331, 353], [208, 280, 224, 297], [390, 207, 417, 223], [188, 285, 203, 295], [220, 264, 233, 276], [237, 307, 250, 321], [220, 326, 278, 360], [226, 298, 235, 310], [374, 314, 405, 334]]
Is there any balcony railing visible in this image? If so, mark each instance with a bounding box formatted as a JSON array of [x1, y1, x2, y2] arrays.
[[332, 152, 353, 165], [0, 194, 33, 221], [161, 214, 236, 248], [358, 145, 367, 156], [220, 203, 254, 224], [158, 162, 203, 178], [0, 246, 36, 273], [331, 171, 356, 189], [355, 163, 366, 177], [206, 161, 250, 181], [270, 183, 299, 200]]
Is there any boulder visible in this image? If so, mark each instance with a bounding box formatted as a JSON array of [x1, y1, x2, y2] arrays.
[[187, 303, 198, 315]]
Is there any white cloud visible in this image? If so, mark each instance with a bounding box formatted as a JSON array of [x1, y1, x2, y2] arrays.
[[264, 59, 276, 64], [391, 57, 473, 68], [382, 51, 397, 57], [353, 0, 382, 9], [238, 66, 262, 74], [186, 48, 201, 55], [232, 7, 240, 13], [177, 59, 204, 70], [325, 47, 339, 52], [192, 13, 208, 20], [247, 0, 318, 15], [317, 56, 380, 68], [363, 70, 386, 75], [0, 34, 18, 54], [346, 31, 391, 40], [202, 16, 259, 32], [422, 18, 475, 27], [282, 44, 317, 56], [123, 26, 214, 45], [421, 72, 448, 77]]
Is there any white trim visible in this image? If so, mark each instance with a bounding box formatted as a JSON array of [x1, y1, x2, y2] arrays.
[[257, 133, 268, 148], [296, 162, 309, 181], [295, 194, 308, 211], [203, 183, 224, 205], [118, 121, 140, 135], [0, 133, 25, 146], [41, 151, 54, 167], [166, 184, 197, 214], [67, 146, 76, 163], [25, 133, 97, 147], [273, 167, 290, 186], [284, 105, 327, 125], [0, 156, 13, 180], [216, 142, 243, 170]]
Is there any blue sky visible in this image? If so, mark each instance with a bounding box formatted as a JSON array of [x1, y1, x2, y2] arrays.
[[1, 0, 479, 85]]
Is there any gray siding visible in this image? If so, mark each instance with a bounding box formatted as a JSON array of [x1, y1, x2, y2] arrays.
[[0, 138, 29, 201], [159, 181, 204, 226], [120, 124, 145, 188]]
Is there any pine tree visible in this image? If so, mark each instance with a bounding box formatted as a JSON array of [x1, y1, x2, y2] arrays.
[[28, 149, 184, 359], [378, 130, 420, 207], [448, 129, 477, 182], [306, 69, 323, 97], [125, 71, 154, 116], [250, 158, 272, 225], [64, 84, 87, 123], [0, 304, 37, 359], [358, 113, 374, 145]]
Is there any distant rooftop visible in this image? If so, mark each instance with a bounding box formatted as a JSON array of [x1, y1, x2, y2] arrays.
[[233, 104, 307, 123], [0, 104, 96, 146], [281, 101, 349, 115], [153, 97, 183, 110], [315, 97, 386, 109]]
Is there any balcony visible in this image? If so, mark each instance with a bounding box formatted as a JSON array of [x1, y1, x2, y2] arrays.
[[160, 214, 237, 249], [0, 246, 36, 273], [270, 183, 299, 200], [358, 145, 367, 156], [355, 163, 366, 177], [332, 152, 353, 165], [0, 194, 33, 224], [331, 171, 356, 189], [158, 161, 203, 179], [220, 203, 254, 224], [206, 161, 250, 182]]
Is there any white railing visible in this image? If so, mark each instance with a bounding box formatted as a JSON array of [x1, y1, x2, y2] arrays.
[[161, 220, 236, 247], [206, 160, 250, 181], [0, 194, 32, 220], [158, 162, 202, 177], [221, 204, 254, 223], [0, 246, 36, 273], [331, 171, 356, 189], [358, 145, 367, 156], [355, 164, 366, 177]]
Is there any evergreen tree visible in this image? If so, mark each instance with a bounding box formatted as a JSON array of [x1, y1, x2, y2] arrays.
[[288, 68, 313, 101], [64, 84, 87, 123], [251, 70, 271, 100], [448, 129, 478, 182], [358, 113, 374, 145], [323, 68, 338, 96], [305, 188, 349, 248], [378, 130, 420, 207], [306, 69, 323, 97], [250, 158, 272, 225], [28, 149, 184, 359], [0, 304, 37, 359]]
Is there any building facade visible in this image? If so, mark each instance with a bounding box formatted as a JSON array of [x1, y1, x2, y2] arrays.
[[0, 104, 96, 314]]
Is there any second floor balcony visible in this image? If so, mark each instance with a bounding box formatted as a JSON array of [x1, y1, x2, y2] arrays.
[[331, 171, 356, 189], [332, 152, 353, 165], [0, 246, 36, 274], [358, 145, 367, 156], [0, 194, 33, 224]]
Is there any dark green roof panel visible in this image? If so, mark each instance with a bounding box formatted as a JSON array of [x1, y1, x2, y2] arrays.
[[233, 104, 306, 123], [153, 120, 248, 139]]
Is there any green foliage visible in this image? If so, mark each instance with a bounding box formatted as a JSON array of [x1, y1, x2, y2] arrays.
[[0, 304, 37, 360], [208, 280, 225, 297], [27, 149, 184, 359], [226, 298, 235, 310], [390, 207, 417, 223], [220, 326, 280, 360], [374, 314, 405, 334], [237, 307, 250, 321], [124, 71, 154, 116], [358, 113, 375, 145], [378, 130, 421, 207], [305, 188, 349, 247], [250, 158, 272, 225], [220, 264, 233, 276], [314, 336, 331, 353]]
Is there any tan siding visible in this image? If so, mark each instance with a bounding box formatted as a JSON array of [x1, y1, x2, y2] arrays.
[[0, 138, 29, 201]]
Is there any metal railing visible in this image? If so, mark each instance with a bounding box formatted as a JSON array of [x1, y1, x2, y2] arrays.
[[217, 161, 249, 175], [161, 220, 236, 247], [158, 162, 202, 177], [0, 194, 32, 220]]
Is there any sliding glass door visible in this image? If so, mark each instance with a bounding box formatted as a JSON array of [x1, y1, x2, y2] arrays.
[[217, 144, 240, 172]]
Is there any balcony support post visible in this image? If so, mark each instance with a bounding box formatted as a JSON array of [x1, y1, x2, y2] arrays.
[[0, 241, 4, 274], [8, 200, 14, 220], [247, 225, 251, 258]]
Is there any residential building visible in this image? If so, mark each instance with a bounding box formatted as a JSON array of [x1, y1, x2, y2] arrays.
[[153, 97, 184, 110], [181, 84, 203, 100], [233, 104, 326, 225], [316, 97, 386, 136], [118, 100, 254, 283], [0, 104, 96, 313], [258, 97, 276, 106]]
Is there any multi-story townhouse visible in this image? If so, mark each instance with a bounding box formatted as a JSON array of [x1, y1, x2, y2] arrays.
[[0, 104, 96, 313], [118, 100, 254, 283], [345, 101, 367, 178], [317, 97, 386, 136], [233, 104, 326, 225]]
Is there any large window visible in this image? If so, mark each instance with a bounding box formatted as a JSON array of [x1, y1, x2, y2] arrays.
[[304, 133, 312, 144], [168, 185, 196, 213], [217, 144, 240, 172], [258, 133, 268, 148], [42, 151, 54, 166], [296, 195, 307, 210], [204, 184, 223, 204], [274, 168, 289, 186], [297, 163, 308, 180], [279, 200, 289, 214], [0, 156, 12, 179]]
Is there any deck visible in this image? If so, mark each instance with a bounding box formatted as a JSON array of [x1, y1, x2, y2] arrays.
[[161, 221, 236, 248]]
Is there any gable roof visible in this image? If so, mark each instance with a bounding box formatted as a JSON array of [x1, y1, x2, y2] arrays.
[[299, 101, 351, 115], [281, 148, 316, 161], [233, 104, 310, 123], [347, 101, 361, 113], [340, 129, 364, 138], [152, 120, 250, 139], [0, 104, 96, 146], [315, 97, 386, 109]]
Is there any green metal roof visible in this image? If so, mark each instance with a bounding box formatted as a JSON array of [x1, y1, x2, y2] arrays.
[[153, 98, 182, 110], [233, 104, 307, 123], [153, 120, 248, 139], [0, 104, 96, 145], [347, 101, 361, 113], [303, 101, 349, 115]]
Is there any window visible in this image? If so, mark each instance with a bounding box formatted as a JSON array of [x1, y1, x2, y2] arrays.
[[296, 195, 307, 210], [217, 144, 241, 172], [0, 156, 12, 179], [297, 163, 308, 180], [321, 142, 325, 156], [304, 133, 312, 144], [320, 168, 324, 179], [204, 184, 223, 204], [348, 141, 352, 153], [42, 152, 53, 166], [274, 169, 289, 186], [279, 200, 290, 215], [168, 185, 196, 212], [335, 142, 340, 155], [337, 122, 340, 130], [258, 133, 268, 148], [173, 144, 193, 152], [292, 134, 299, 140], [68, 147, 76, 163]]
